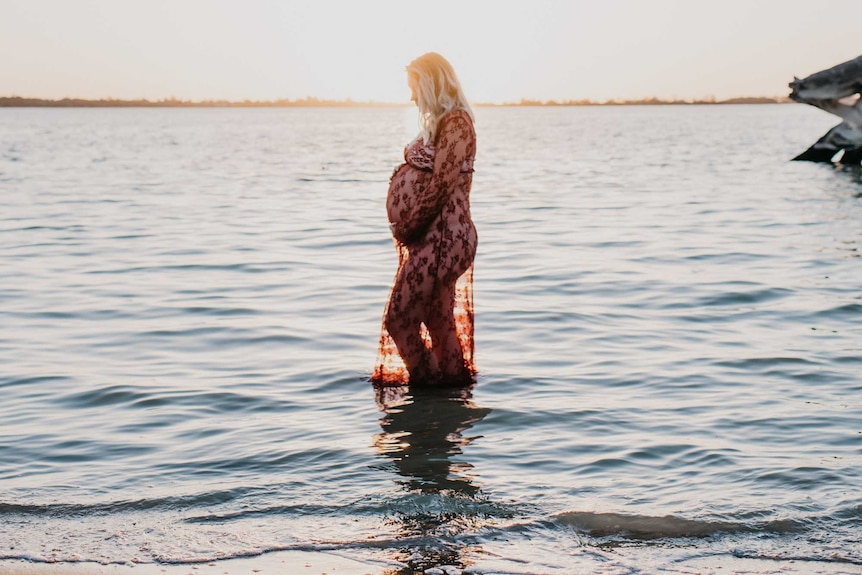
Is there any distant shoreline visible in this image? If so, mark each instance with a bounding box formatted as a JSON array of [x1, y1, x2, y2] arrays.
[[0, 96, 792, 108]]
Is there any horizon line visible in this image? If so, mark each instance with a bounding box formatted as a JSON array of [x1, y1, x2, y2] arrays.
[[0, 95, 793, 108]]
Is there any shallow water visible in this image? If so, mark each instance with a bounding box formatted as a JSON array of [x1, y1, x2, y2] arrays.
[[0, 105, 860, 574]]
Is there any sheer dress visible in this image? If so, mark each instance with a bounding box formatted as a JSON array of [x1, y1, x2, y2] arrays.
[[373, 110, 477, 386]]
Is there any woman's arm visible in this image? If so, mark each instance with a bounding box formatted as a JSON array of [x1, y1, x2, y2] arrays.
[[392, 112, 473, 244]]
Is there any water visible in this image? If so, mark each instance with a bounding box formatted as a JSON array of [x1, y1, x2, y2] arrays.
[[0, 105, 860, 574]]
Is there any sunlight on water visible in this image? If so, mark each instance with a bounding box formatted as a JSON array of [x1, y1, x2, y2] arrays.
[[0, 105, 860, 574]]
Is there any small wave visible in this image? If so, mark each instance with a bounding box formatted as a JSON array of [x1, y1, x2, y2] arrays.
[[807, 302, 862, 320], [754, 466, 848, 489], [684, 251, 772, 263], [183, 503, 339, 523], [0, 224, 89, 234], [730, 552, 862, 567], [179, 305, 261, 317], [552, 511, 802, 540], [181, 490, 517, 527], [712, 355, 820, 370], [0, 375, 74, 390], [90, 327, 313, 351], [84, 262, 270, 275], [696, 286, 793, 307], [0, 488, 265, 517], [56, 384, 156, 409], [0, 541, 401, 568], [55, 384, 299, 414]]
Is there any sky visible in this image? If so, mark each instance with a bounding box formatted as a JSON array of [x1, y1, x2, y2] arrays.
[[2, 0, 860, 103]]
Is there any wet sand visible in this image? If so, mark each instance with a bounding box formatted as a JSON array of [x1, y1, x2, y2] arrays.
[[0, 553, 859, 575], [0, 552, 386, 575]]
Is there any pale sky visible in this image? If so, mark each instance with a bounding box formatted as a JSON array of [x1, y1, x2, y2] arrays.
[[2, 0, 859, 103]]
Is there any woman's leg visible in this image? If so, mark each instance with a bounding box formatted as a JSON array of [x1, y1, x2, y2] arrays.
[[425, 224, 476, 383], [384, 251, 438, 381], [425, 280, 469, 382]]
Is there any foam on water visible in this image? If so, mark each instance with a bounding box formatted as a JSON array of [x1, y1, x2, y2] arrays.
[[0, 105, 860, 574]]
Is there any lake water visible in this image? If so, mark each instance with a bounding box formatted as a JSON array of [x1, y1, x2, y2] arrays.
[[0, 105, 860, 574]]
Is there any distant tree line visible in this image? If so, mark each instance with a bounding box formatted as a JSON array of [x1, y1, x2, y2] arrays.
[[0, 96, 405, 108], [0, 95, 791, 108], [489, 96, 791, 106]]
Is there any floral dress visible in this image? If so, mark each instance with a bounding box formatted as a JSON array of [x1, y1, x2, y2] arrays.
[[373, 109, 478, 385]]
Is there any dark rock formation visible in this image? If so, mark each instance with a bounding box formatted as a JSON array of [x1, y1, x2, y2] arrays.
[[789, 55, 862, 164]]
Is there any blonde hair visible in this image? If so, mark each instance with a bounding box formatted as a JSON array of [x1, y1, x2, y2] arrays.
[[407, 52, 474, 143]]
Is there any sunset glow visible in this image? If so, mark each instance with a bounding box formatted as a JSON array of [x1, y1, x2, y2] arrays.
[[2, 0, 860, 103]]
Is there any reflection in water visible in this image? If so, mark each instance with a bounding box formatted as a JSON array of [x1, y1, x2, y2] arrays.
[[373, 384, 491, 573]]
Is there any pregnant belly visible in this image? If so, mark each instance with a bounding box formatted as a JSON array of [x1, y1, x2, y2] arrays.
[[386, 164, 431, 235]]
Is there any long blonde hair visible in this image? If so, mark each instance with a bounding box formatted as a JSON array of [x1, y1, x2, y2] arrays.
[[407, 52, 474, 143]]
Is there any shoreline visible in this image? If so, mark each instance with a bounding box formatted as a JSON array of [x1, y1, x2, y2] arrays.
[[0, 551, 389, 575], [0, 96, 791, 108], [0, 552, 859, 575]]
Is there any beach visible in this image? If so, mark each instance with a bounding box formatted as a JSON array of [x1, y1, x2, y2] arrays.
[[2, 552, 861, 575], [0, 552, 384, 575]]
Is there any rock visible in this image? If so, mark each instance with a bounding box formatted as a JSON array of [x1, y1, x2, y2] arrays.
[[789, 55, 862, 165], [424, 568, 462, 575]]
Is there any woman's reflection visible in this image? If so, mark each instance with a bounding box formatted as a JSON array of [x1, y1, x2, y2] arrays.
[[373, 384, 490, 494], [372, 384, 491, 572]]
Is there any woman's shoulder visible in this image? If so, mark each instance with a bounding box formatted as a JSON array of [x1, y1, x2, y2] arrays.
[[439, 109, 474, 136], [443, 108, 472, 123]]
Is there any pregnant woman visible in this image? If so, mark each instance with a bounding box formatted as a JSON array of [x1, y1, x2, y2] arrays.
[[373, 52, 478, 386]]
